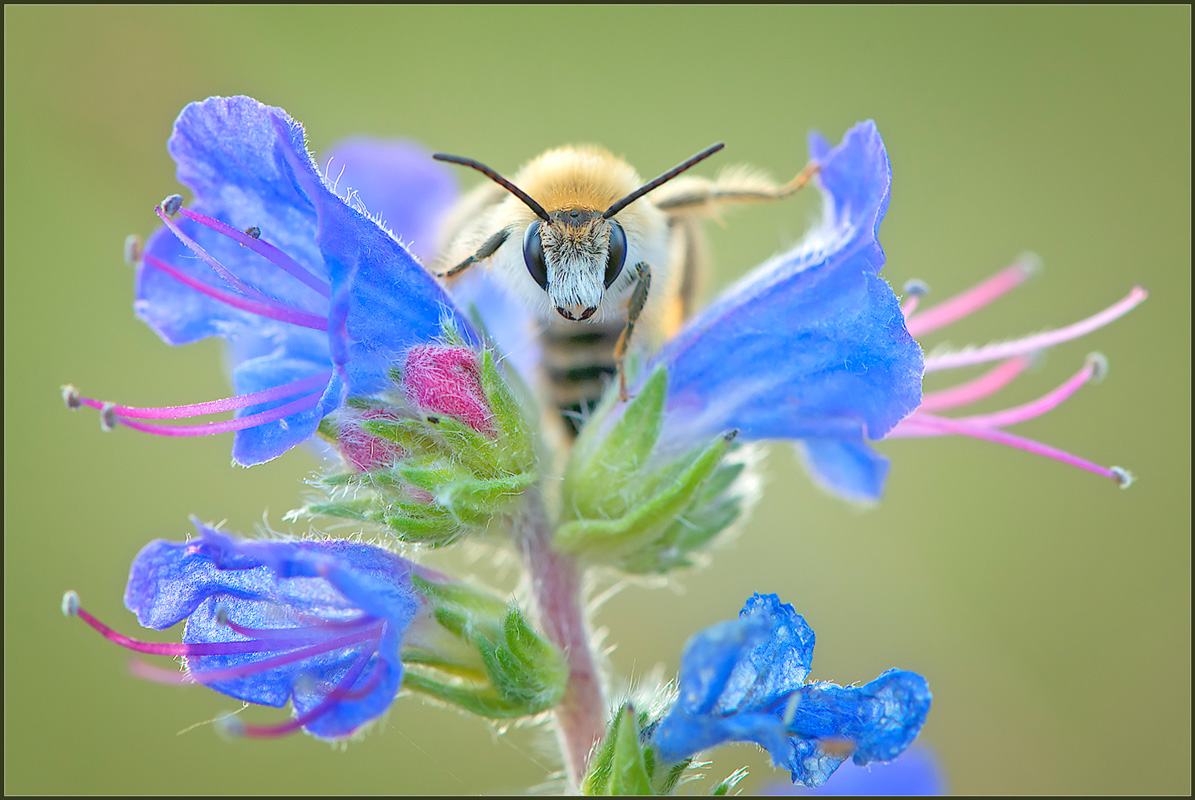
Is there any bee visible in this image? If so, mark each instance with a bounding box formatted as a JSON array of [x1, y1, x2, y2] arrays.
[[432, 143, 817, 433]]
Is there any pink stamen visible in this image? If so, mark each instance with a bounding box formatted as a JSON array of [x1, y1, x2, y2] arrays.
[[185, 628, 383, 684], [142, 253, 328, 331], [234, 647, 376, 739], [951, 354, 1104, 429], [889, 411, 1127, 484], [157, 206, 275, 303], [177, 207, 331, 299], [74, 372, 331, 420], [905, 256, 1039, 338], [923, 287, 1148, 373], [918, 356, 1033, 412], [71, 600, 366, 657], [110, 390, 323, 437]]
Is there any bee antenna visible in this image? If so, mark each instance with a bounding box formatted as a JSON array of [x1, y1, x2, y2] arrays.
[[603, 142, 725, 219], [433, 153, 551, 221]]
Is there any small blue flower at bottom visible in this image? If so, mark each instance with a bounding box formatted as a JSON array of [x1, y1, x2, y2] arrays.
[[647, 594, 931, 787], [63, 519, 422, 739]]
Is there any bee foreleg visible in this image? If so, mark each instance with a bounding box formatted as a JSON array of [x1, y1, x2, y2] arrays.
[[437, 227, 510, 279], [614, 262, 652, 402]]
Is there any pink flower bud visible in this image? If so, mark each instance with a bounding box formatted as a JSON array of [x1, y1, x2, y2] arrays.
[[334, 407, 407, 472], [403, 346, 495, 435]]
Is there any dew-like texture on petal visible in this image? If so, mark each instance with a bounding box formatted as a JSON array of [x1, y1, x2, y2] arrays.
[[123, 522, 420, 739], [760, 745, 946, 795], [796, 436, 891, 503], [649, 593, 931, 788], [136, 96, 327, 347], [323, 139, 458, 263], [782, 670, 932, 786], [649, 122, 922, 473]]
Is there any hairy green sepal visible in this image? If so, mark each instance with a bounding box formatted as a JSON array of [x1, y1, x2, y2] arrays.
[[559, 367, 749, 572], [401, 575, 566, 719]]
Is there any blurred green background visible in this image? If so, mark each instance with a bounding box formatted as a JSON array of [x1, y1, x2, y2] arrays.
[[5, 6, 1189, 795]]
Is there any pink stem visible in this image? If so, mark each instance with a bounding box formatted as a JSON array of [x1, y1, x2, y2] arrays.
[[905, 256, 1038, 338], [919, 356, 1033, 412], [923, 287, 1148, 373], [519, 491, 606, 790]]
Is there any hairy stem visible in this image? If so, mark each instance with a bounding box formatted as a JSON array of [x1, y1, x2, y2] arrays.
[[519, 489, 607, 791]]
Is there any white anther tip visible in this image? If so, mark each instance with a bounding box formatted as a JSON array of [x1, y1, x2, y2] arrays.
[[123, 234, 144, 266], [160, 194, 183, 216], [62, 590, 80, 617], [1110, 466, 1134, 489], [99, 403, 117, 432], [902, 279, 930, 297], [1015, 251, 1043, 278], [1086, 352, 1109, 383], [61, 385, 81, 409], [214, 713, 246, 740]]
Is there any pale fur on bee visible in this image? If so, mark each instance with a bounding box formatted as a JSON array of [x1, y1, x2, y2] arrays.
[[431, 143, 817, 430]]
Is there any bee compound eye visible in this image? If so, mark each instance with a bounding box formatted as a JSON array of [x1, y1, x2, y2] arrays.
[[604, 220, 628, 288], [523, 220, 548, 290]]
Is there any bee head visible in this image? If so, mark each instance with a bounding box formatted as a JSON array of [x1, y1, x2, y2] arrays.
[[523, 210, 627, 321], [434, 143, 722, 322]]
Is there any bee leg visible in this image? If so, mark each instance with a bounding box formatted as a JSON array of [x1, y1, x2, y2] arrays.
[[436, 227, 510, 279], [614, 262, 652, 402], [652, 161, 820, 214]]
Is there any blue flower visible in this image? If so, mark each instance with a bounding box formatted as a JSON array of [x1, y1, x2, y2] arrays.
[[647, 594, 931, 788], [643, 122, 923, 502], [64, 519, 423, 739], [67, 96, 477, 465]]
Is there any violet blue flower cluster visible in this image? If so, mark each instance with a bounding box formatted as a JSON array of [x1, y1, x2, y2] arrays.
[[61, 95, 1142, 793]]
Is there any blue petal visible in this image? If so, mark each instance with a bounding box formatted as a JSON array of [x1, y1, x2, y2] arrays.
[[123, 521, 420, 739], [781, 670, 933, 787], [649, 122, 922, 466], [651, 594, 815, 763], [136, 96, 328, 347], [322, 139, 459, 262], [277, 116, 479, 398], [796, 436, 891, 503], [228, 339, 341, 466]]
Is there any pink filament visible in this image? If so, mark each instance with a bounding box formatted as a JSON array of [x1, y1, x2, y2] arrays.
[[919, 356, 1033, 412], [112, 390, 323, 437], [890, 412, 1122, 481], [923, 287, 1147, 373], [142, 253, 328, 331], [157, 207, 275, 303], [76, 372, 330, 420], [951, 357, 1099, 429], [905, 258, 1037, 338], [236, 647, 377, 738], [177, 207, 331, 299]]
